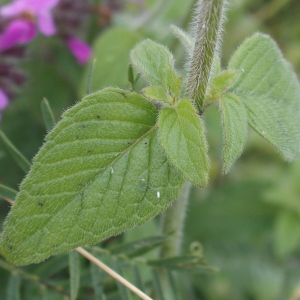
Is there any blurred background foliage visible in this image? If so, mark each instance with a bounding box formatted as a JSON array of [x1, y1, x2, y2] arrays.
[[1, 0, 300, 299]]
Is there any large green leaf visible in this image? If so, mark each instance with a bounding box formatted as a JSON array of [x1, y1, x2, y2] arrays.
[[0, 88, 183, 265], [80, 28, 141, 96], [130, 39, 182, 99], [228, 33, 300, 161], [219, 93, 248, 174], [158, 99, 209, 187]]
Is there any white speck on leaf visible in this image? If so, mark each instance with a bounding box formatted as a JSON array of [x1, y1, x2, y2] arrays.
[[110, 167, 114, 174], [157, 191, 160, 198]]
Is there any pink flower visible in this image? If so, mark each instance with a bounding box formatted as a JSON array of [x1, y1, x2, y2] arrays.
[[0, 19, 36, 51], [0, 88, 9, 119], [0, 0, 60, 36], [66, 37, 92, 65]]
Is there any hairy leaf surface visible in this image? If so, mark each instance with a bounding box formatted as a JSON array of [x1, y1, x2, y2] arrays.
[[229, 33, 300, 160], [219, 94, 248, 174], [158, 99, 209, 187], [142, 86, 173, 104], [170, 25, 194, 55], [130, 39, 182, 98], [212, 70, 239, 91], [0, 88, 183, 265]]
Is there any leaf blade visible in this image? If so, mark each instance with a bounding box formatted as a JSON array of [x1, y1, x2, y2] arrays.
[[229, 33, 300, 160], [69, 250, 80, 300], [219, 93, 248, 174], [158, 99, 209, 187], [0, 88, 183, 265], [130, 39, 181, 98], [41, 98, 56, 131], [0, 130, 31, 173]]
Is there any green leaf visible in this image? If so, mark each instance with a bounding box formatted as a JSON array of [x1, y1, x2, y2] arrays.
[[128, 64, 135, 87], [80, 28, 141, 95], [130, 39, 182, 99], [113, 261, 131, 300], [158, 99, 209, 187], [240, 95, 299, 161], [142, 86, 173, 104], [0, 184, 17, 201], [69, 250, 80, 300], [90, 259, 106, 300], [228, 33, 300, 161], [274, 211, 300, 257], [0, 130, 31, 173], [0, 88, 183, 265], [152, 269, 165, 300], [41, 98, 56, 131], [219, 93, 248, 174], [170, 25, 194, 55], [212, 70, 239, 91], [6, 274, 21, 300], [109, 235, 170, 258]]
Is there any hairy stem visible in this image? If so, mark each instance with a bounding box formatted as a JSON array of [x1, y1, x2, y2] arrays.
[[160, 181, 192, 258], [187, 0, 226, 113]]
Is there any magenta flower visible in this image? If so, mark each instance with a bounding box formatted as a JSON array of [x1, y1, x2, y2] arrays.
[[0, 19, 36, 51], [0, 88, 9, 119], [66, 37, 92, 65], [0, 0, 60, 36]]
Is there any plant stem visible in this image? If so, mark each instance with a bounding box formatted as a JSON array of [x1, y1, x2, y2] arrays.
[[186, 0, 226, 113], [160, 181, 192, 258]]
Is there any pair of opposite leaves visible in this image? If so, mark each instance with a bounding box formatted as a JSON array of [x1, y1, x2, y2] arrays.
[[1, 32, 300, 265]]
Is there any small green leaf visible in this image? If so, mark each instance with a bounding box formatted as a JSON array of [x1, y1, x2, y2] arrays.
[[109, 235, 170, 258], [113, 261, 131, 300], [132, 265, 143, 291], [69, 250, 80, 300], [0, 184, 17, 201], [41, 98, 56, 131], [158, 99, 209, 187], [152, 269, 165, 300], [212, 70, 239, 91], [0, 130, 31, 173], [229, 33, 300, 160], [240, 95, 299, 161], [219, 93, 248, 174], [130, 39, 182, 98], [0, 88, 183, 265], [142, 86, 173, 104], [90, 259, 106, 300], [274, 211, 300, 257], [128, 64, 135, 87], [6, 274, 21, 300], [170, 25, 194, 55]]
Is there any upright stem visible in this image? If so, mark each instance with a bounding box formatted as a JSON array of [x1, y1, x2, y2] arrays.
[[187, 0, 226, 113], [160, 181, 192, 258]]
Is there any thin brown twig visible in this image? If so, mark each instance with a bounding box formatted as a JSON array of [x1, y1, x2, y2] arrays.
[[76, 247, 153, 300], [1, 196, 14, 205]]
